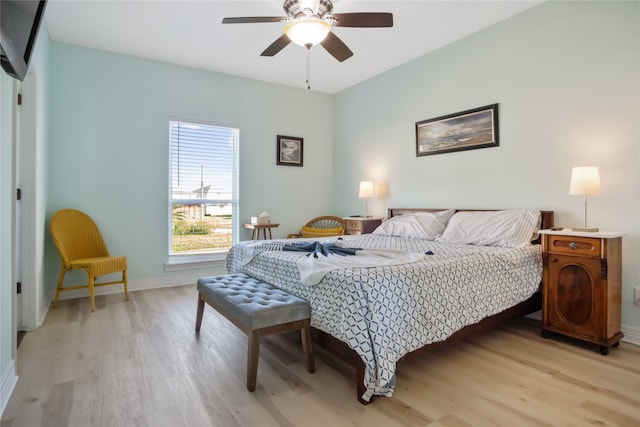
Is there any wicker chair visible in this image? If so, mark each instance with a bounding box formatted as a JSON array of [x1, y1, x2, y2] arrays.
[[50, 209, 128, 312], [287, 215, 345, 239]]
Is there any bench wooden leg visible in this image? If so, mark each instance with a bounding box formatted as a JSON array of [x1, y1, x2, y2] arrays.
[[301, 319, 315, 373], [247, 331, 260, 392], [195, 294, 205, 333]]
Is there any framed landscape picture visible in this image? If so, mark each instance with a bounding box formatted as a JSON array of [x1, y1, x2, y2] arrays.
[[416, 104, 499, 157], [277, 135, 303, 167]]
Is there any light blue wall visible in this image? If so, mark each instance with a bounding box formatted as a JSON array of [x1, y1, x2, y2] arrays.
[[333, 1, 640, 328], [47, 42, 333, 283]]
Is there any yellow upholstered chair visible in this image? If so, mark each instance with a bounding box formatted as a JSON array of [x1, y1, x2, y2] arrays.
[[287, 216, 345, 239], [50, 208, 128, 312]]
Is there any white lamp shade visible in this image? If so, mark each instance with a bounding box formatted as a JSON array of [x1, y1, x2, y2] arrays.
[[358, 181, 374, 198], [569, 167, 601, 195], [284, 19, 331, 47]]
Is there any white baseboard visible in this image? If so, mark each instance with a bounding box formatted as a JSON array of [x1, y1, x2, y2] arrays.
[[526, 310, 541, 320], [0, 359, 18, 419], [52, 267, 228, 301], [621, 324, 640, 346]]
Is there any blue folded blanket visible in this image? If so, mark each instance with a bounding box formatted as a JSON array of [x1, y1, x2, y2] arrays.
[[283, 241, 361, 258]]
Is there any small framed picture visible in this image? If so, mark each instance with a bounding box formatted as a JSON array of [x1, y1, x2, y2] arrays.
[[277, 135, 303, 167], [416, 104, 499, 157]]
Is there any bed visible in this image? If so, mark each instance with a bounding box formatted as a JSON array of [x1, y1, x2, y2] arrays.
[[225, 208, 554, 404]]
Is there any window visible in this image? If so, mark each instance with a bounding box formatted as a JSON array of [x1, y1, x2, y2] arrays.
[[169, 118, 239, 262]]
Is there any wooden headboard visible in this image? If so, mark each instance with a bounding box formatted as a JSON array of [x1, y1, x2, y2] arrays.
[[387, 208, 554, 245]]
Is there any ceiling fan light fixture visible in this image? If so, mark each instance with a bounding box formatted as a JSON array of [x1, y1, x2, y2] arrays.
[[284, 19, 331, 47]]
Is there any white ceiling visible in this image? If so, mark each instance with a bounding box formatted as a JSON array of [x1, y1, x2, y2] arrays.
[[45, 0, 543, 94]]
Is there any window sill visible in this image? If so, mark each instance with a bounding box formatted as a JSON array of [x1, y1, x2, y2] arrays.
[[164, 253, 227, 272]]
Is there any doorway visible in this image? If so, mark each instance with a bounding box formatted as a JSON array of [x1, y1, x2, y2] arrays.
[[13, 71, 40, 342]]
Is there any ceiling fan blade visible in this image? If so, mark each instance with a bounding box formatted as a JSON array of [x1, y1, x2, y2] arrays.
[[320, 32, 353, 62], [330, 13, 393, 28], [261, 34, 292, 57], [222, 17, 286, 24]]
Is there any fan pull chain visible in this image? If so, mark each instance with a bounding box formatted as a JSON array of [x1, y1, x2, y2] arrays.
[[306, 45, 311, 90]]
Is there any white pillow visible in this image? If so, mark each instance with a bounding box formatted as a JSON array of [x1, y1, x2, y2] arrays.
[[372, 215, 427, 239], [412, 210, 456, 239], [436, 209, 541, 248], [373, 209, 455, 240]]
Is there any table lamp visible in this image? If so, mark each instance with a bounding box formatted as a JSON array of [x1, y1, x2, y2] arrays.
[[569, 166, 600, 232], [359, 181, 374, 218]]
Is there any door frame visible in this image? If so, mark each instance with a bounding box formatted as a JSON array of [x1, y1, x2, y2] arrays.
[[14, 72, 40, 333]]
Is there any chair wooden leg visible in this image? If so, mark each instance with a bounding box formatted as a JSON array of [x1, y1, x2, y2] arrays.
[[247, 331, 260, 392], [301, 319, 315, 373], [52, 268, 66, 308], [122, 269, 129, 301], [89, 277, 96, 312], [195, 294, 205, 333]]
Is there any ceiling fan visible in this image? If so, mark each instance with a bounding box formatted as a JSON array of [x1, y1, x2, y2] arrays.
[[222, 0, 393, 62]]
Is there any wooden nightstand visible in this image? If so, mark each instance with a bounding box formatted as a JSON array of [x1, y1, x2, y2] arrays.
[[539, 229, 624, 355], [343, 217, 382, 235]]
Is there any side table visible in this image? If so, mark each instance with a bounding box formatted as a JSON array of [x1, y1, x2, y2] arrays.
[[244, 223, 280, 240]]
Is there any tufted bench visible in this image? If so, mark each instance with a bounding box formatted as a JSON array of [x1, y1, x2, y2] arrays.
[[195, 273, 315, 391]]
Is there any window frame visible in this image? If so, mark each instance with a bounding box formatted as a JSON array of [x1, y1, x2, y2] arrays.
[[165, 116, 239, 270]]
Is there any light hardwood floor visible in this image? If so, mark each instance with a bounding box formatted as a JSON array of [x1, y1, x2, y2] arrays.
[[2, 285, 639, 427]]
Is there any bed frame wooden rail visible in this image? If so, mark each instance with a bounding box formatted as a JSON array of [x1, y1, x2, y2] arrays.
[[310, 208, 554, 404]]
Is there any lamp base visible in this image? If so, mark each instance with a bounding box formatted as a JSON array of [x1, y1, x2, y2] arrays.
[[572, 226, 599, 232]]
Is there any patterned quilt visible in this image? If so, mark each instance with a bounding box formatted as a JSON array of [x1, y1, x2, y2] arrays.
[[225, 234, 542, 401]]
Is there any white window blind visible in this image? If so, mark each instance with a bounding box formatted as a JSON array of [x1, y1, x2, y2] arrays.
[[169, 118, 239, 257]]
